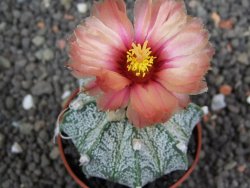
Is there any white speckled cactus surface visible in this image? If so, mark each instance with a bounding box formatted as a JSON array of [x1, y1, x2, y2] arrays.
[[58, 92, 203, 188]]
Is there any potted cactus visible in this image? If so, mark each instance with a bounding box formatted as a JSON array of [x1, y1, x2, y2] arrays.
[[55, 0, 214, 187]]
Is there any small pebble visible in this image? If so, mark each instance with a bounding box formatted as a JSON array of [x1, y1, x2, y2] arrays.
[[11, 142, 23, 154], [219, 19, 234, 30], [60, 0, 72, 9], [224, 161, 237, 171], [32, 36, 45, 46], [247, 96, 250, 104], [0, 56, 11, 69], [237, 164, 247, 173], [57, 39, 66, 50], [49, 147, 60, 160], [211, 94, 226, 111], [0, 133, 5, 149], [19, 123, 33, 135], [35, 48, 54, 61], [5, 97, 14, 109], [238, 53, 249, 65], [219, 85, 232, 95], [43, 48, 54, 61], [43, 0, 50, 8], [61, 90, 71, 100], [34, 120, 45, 132], [201, 106, 209, 115], [41, 154, 50, 167], [77, 3, 88, 14], [12, 121, 20, 128], [0, 22, 6, 31], [22, 94, 34, 110], [37, 21, 46, 29], [31, 81, 53, 96]]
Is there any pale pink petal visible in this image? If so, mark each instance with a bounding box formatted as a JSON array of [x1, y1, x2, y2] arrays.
[[160, 46, 214, 69], [157, 69, 206, 87], [69, 40, 119, 71], [172, 93, 190, 107], [134, 0, 152, 43], [156, 53, 211, 86], [155, 44, 213, 95], [96, 70, 131, 92], [157, 78, 208, 95], [68, 61, 101, 77], [127, 104, 152, 128], [97, 87, 130, 110], [92, 0, 133, 47], [68, 15, 129, 78], [77, 17, 127, 51], [134, 0, 187, 45], [84, 80, 102, 96], [127, 82, 178, 128], [147, 0, 187, 50], [159, 19, 209, 59]]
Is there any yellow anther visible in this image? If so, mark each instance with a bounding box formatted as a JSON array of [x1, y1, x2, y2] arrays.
[[126, 41, 156, 77]]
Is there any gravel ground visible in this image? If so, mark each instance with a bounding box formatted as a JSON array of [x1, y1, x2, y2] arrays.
[[0, 0, 250, 188]]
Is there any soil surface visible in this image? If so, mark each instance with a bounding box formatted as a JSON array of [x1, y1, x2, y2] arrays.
[[0, 0, 250, 188]]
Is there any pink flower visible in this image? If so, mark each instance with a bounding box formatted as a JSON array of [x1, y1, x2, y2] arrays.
[[68, 0, 214, 128]]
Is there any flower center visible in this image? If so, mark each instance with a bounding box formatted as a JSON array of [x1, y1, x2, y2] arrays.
[[126, 41, 156, 78]]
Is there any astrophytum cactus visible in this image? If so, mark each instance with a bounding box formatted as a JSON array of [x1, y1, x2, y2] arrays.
[[58, 92, 203, 188]]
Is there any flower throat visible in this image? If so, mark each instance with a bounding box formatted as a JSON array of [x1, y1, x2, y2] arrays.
[[126, 41, 156, 78]]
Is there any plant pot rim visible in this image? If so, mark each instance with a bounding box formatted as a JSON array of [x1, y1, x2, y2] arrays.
[[57, 89, 202, 188]]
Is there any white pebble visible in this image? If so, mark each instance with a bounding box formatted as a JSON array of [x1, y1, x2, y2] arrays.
[[12, 121, 20, 128], [247, 96, 250, 104], [22, 94, 34, 110], [77, 3, 88, 13], [211, 94, 226, 111], [79, 154, 90, 166], [43, 0, 50, 8], [201, 106, 209, 115], [11, 142, 23, 154], [61, 90, 71, 100], [133, 139, 143, 151]]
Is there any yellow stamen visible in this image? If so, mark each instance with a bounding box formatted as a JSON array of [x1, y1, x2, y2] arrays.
[[126, 41, 156, 78]]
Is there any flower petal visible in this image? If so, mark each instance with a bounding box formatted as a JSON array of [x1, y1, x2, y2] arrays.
[[84, 79, 102, 96], [68, 15, 128, 78], [172, 93, 190, 107], [68, 61, 101, 77], [96, 70, 131, 92], [134, 0, 187, 45], [156, 52, 212, 86], [92, 0, 133, 47], [134, 0, 152, 43], [127, 82, 178, 128], [157, 77, 208, 95], [98, 87, 130, 110], [160, 45, 214, 69], [159, 18, 209, 59], [147, 0, 187, 50]]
